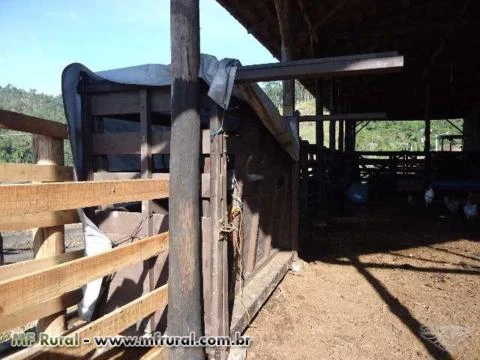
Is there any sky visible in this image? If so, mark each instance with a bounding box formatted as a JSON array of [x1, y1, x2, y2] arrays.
[[0, 0, 276, 95]]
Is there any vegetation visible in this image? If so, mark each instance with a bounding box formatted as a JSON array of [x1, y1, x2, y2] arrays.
[[262, 81, 463, 151], [0, 82, 463, 166], [0, 84, 73, 165]]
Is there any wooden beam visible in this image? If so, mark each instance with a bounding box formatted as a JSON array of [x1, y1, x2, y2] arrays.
[[169, 1, 204, 360], [421, 0, 472, 81], [308, 0, 352, 37], [0, 249, 84, 282], [0, 110, 68, 139], [299, 112, 387, 121], [0, 232, 168, 316], [295, 0, 318, 43], [0, 289, 82, 333], [329, 80, 336, 150], [235, 52, 403, 82], [0, 163, 73, 182], [0, 179, 169, 216], [0, 210, 79, 231], [274, 0, 294, 58]]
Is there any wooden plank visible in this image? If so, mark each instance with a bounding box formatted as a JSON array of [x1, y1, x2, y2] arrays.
[[0, 232, 168, 315], [299, 112, 387, 122], [230, 251, 293, 334], [0, 289, 82, 333], [93, 173, 210, 198], [0, 249, 84, 282], [206, 102, 229, 356], [92, 130, 210, 155], [0, 163, 73, 182], [89, 89, 171, 116], [235, 53, 404, 82], [90, 91, 140, 116], [169, 1, 203, 359], [0, 210, 79, 231], [15, 285, 168, 359], [0, 179, 169, 216], [0, 110, 68, 139], [93, 172, 169, 180]]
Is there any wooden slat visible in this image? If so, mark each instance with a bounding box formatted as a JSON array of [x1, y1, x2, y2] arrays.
[[0, 249, 84, 282], [236, 52, 404, 82], [93, 172, 210, 197], [7, 286, 168, 360], [92, 130, 210, 155], [0, 210, 79, 231], [44, 286, 168, 358], [0, 232, 168, 315], [0, 163, 73, 182], [89, 88, 171, 116], [0, 110, 68, 139], [0, 179, 169, 216], [0, 289, 82, 333]]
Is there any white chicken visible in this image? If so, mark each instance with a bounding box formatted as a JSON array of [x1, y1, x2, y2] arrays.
[[425, 187, 434, 206], [444, 196, 461, 214], [463, 193, 478, 219], [464, 202, 478, 219]]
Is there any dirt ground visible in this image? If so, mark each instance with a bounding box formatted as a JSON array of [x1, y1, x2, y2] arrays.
[[244, 199, 480, 360]]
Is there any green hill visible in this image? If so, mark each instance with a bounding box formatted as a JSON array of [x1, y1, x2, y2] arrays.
[[0, 82, 463, 168], [262, 81, 463, 151], [0, 84, 72, 165]]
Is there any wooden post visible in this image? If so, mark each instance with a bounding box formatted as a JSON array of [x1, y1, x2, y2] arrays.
[[337, 85, 344, 152], [424, 84, 431, 177], [329, 79, 336, 150], [140, 88, 157, 333], [32, 134, 66, 334], [315, 79, 327, 223], [0, 233, 3, 266], [169, 1, 204, 359], [275, 0, 298, 257]]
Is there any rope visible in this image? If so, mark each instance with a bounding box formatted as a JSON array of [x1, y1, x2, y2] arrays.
[[229, 175, 253, 325]]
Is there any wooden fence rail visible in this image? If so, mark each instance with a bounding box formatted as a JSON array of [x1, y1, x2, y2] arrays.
[[0, 232, 168, 316], [0, 179, 169, 216]]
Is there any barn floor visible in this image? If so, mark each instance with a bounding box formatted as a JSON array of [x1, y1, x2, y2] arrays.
[[244, 199, 480, 360]]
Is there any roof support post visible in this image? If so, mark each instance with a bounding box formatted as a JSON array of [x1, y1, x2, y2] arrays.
[[424, 83, 432, 178], [169, 1, 204, 360], [275, 0, 298, 257], [329, 79, 336, 150]]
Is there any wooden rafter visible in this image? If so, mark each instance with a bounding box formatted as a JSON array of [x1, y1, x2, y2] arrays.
[[421, 0, 472, 81]]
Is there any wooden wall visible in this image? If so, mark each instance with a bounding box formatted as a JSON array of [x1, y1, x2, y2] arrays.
[[80, 80, 294, 334]]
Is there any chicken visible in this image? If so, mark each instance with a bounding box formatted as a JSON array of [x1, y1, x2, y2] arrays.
[[463, 193, 478, 219], [463, 202, 478, 219], [424, 187, 434, 206], [444, 196, 461, 214]]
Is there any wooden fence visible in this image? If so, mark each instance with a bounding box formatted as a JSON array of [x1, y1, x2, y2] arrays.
[[0, 110, 168, 359]]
